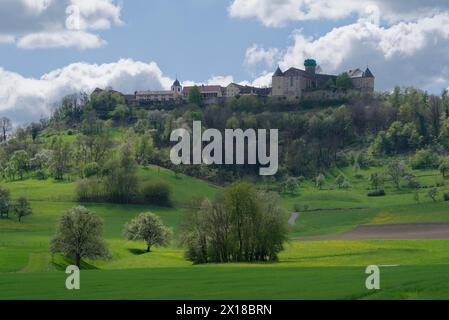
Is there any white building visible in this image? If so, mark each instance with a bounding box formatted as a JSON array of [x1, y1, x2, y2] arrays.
[[135, 79, 183, 103]]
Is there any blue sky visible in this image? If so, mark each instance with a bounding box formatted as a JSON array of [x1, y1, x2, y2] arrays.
[[0, 0, 352, 81], [2, 0, 449, 124]]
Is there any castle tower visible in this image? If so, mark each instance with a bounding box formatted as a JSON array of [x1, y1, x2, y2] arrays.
[[304, 59, 317, 75], [362, 68, 375, 92], [271, 66, 285, 97]]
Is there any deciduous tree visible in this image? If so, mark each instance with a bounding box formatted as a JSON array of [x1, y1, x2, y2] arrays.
[[50, 206, 110, 268], [123, 213, 172, 253], [14, 197, 32, 223]]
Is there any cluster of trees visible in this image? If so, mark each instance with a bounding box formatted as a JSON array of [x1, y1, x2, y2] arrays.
[[180, 183, 288, 264], [0, 187, 32, 222], [75, 141, 172, 206], [365, 158, 449, 200], [50, 206, 172, 268]]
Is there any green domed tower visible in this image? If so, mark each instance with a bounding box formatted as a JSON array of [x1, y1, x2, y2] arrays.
[[304, 59, 317, 74]]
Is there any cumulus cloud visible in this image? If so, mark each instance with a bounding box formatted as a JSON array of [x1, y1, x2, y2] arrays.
[[242, 12, 449, 92], [17, 31, 106, 49], [0, 59, 173, 125], [244, 44, 281, 69], [0, 60, 272, 125], [239, 72, 273, 88], [182, 75, 235, 88], [276, 14, 449, 91], [228, 0, 449, 27], [0, 0, 122, 49]]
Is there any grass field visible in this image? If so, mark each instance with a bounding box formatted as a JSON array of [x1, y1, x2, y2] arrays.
[[1, 165, 449, 300], [3, 265, 449, 300]]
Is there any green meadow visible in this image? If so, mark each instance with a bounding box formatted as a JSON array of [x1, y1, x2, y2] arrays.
[[1, 165, 449, 300]]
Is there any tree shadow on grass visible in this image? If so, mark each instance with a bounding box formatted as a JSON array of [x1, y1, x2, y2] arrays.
[[127, 248, 147, 255], [51, 255, 99, 271]]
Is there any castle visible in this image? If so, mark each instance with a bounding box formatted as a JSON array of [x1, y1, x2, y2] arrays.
[[108, 59, 375, 105], [272, 59, 375, 100]]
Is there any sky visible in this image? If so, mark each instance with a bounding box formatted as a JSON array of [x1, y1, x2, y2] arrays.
[[1, 0, 449, 124]]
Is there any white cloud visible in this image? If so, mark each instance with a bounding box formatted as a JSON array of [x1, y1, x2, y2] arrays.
[[0, 35, 15, 44], [207, 75, 234, 87], [228, 0, 449, 27], [0, 59, 173, 124], [261, 13, 449, 91], [239, 72, 273, 88], [17, 31, 106, 50], [182, 75, 235, 88], [244, 44, 281, 68], [0, 0, 122, 49], [0, 59, 272, 125]]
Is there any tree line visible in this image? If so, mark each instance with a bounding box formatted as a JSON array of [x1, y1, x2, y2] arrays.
[[1, 86, 449, 186]]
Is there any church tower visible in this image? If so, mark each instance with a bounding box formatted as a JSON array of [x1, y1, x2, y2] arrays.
[[171, 78, 182, 96]]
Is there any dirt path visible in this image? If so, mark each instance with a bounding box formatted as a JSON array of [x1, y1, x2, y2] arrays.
[[288, 212, 300, 225], [297, 223, 449, 241]]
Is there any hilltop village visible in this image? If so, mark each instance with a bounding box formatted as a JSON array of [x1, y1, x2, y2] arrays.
[[94, 59, 375, 106]]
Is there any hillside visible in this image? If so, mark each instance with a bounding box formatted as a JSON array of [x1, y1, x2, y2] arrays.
[[1, 88, 449, 300]]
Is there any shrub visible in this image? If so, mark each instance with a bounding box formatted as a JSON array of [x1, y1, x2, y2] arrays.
[[436, 179, 446, 187], [83, 162, 100, 178], [444, 193, 449, 202], [428, 188, 439, 202], [335, 152, 350, 167], [35, 169, 47, 180], [440, 157, 449, 178], [76, 178, 107, 202], [335, 174, 346, 189], [357, 152, 372, 169], [405, 175, 421, 189], [315, 173, 325, 190], [411, 149, 440, 170], [293, 203, 301, 212], [367, 189, 386, 197], [140, 180, 172, 207]]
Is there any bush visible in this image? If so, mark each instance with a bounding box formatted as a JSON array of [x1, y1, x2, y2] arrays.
[[367, 189, 386, 197], [428, 188, 439, 202], [76, 178, 107, 202], [411, 149, 440, 170], [444, 193, 449, 202], [140, 180, 172, 207], [336, 152, 350, 167], [35, 170, 47, 180], [83, 162, 100, 178], [405, 174, 420, 189], [436, 179, 446, 187], [293, 203, 301, 212]]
